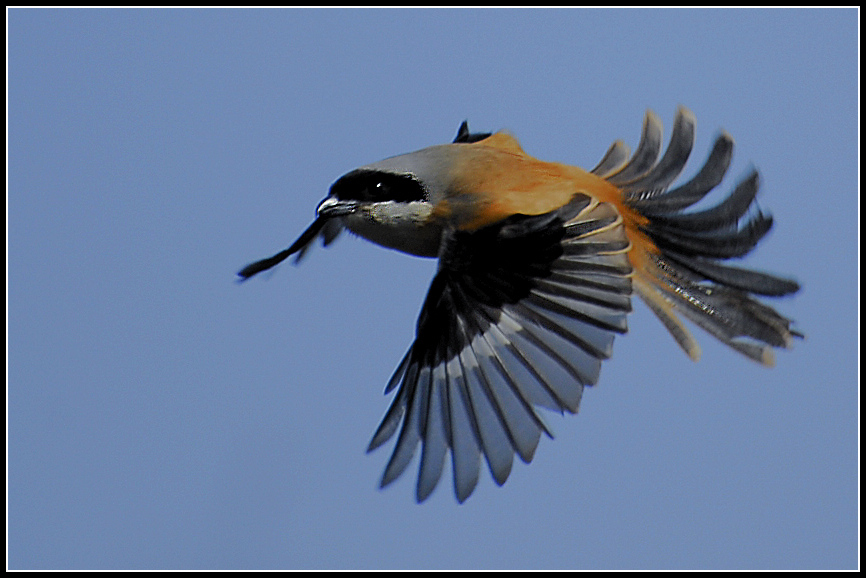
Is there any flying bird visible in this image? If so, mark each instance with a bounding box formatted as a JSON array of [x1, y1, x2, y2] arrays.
[[239, 107, 801, 503]]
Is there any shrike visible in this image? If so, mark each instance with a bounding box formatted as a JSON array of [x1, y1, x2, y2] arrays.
[[239, 107, 801, 503]]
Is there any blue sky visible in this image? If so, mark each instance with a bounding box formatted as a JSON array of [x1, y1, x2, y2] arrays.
[[8, 8, 858, 570]]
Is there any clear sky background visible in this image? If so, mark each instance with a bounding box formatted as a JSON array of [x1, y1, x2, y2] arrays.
[[8, 8, 858, 570]]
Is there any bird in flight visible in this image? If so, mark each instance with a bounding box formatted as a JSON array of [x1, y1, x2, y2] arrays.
[[239, 107, 801, 503]]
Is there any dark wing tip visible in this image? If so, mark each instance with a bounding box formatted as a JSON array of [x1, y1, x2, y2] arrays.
[[453, 120, 470, 143], [453, 120, 493, 144]]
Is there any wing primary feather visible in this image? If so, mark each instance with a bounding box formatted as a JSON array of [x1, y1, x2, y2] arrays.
[[445, 355, 482, 503], [416, 364, 448, 502], [458, 339, 515, 486], [450, 287, 556, 438], [533, 277, 632, 311], [471, 331, 545, 463], [378, 362, 423, 488], [545, 270, 633, 295], [384, 348, 411, 394], [478, 316, 569, 414], [449, 301, 535, 467], [487, 305, 589, 410], [367, 379, 410, 452], [524, 291, 628, 335]]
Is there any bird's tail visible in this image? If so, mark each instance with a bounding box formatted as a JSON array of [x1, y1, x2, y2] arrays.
[[590, 107, 801, 365]]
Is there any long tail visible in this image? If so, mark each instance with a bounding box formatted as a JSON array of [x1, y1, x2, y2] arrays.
[[591, 107, 801, 365]]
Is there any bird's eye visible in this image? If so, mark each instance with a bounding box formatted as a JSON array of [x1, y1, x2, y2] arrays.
[[329, 169, 426, 203], [364, 181, 388, 200]]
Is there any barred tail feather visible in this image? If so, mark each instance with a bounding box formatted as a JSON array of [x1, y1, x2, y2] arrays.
[[603, 107, 801, 364]]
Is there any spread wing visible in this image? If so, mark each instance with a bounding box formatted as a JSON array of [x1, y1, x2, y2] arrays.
[[366, 193, 633, 502]]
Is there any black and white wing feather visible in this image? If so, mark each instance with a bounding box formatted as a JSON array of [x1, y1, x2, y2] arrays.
[[367, 194, 633, 502]]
